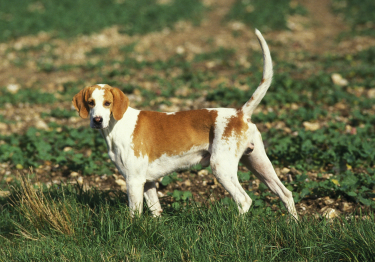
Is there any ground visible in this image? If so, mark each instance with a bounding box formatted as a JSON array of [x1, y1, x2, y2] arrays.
[[0, 0, 374, 218]]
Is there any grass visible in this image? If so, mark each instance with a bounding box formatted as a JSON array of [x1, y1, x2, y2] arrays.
[[0, 87, 56, 106], [0, 0, 204, 42], [226, 0, 307, 32], [0, 176, 374, 261], [332, 0, 375, 36]]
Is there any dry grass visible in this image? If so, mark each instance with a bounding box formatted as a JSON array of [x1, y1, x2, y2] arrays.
[[10, 172, 74, 237]]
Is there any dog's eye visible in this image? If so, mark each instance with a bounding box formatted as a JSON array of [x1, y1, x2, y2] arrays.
[[88, 101, 95, 106], [104, 102, 111, 107]]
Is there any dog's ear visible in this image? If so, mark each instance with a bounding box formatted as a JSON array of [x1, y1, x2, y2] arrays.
[[72, 88, 90, 119], [110, 87, 129, 120]]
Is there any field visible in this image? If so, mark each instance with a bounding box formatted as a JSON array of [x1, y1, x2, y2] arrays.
[[0, 0, 375, 260]]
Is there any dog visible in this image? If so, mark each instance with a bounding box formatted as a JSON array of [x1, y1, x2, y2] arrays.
[[72, 30, 298, 220]]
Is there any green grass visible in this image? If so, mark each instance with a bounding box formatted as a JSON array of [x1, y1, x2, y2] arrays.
[[0, 126, 112, 175], [226, 0, 307, 31], [0, 179, 374, 261], [332, 0, 375, 36], [0, 0, 204, 42], [0, 87, 56, 106]]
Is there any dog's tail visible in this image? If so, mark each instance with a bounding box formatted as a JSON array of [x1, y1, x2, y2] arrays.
[[242, 29, 273, 117]]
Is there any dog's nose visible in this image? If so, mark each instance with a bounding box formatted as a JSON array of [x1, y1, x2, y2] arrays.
[[93, 116, 103, 124]]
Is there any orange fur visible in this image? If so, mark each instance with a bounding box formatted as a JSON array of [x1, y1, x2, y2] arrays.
[[222, 110, 249, 154], [132, 110, 218, 162]]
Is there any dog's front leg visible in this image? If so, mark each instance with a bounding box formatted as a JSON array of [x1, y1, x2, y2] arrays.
[[240, 131, 299, 220], [144, 181, 163, 217], [126, 176, 146, 217]]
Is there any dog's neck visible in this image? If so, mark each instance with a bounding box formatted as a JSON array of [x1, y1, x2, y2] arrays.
[[99, 107, 140, 150]]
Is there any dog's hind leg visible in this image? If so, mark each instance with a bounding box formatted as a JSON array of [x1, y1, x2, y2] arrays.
[[211, 158, 252, 214], [144, 181, 163, 217], [240, 131, 299, 220]]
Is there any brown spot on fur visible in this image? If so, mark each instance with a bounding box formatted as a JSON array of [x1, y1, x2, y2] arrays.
[[222, 110, 248, 140], [260, 78, 265, 84], [109, 88, 129, 120], [132, 109, 218, 162], [222, 110, 249, 154], [72, 86, 96, 119]]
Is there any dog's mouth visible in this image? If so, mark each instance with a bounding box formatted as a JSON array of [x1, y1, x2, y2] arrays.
[[91, 124, 103, 129], [91, 121, 105, 130]]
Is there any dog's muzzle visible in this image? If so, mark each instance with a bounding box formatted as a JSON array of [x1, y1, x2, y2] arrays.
[[92, 116, 103, 129]]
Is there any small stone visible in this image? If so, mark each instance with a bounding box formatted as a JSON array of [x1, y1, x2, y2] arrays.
[[115, 179, 126, 187], [70, 172, 79, 178], [322, 173, 333, 179], [367, 89, 375, 98], [340, 202, 352, 212], [63, 147, 73, 152], [202, 180, 207, 186], [289, 103, 298, 111], [198, 169, 208, 176], [303, 121, 320, 131], [290, 167, 301, 175], [7, 84, 19, 94], [35, 119, 49, 130], [331, 73, 348, 86], [184, 180, 191, 187], [205, 61, 216, 69], [85, 149, 92, 157], [5, 177, 13, 183], [281, 167, 290, 175], [94, 177, 101, 183], [323, 197, 335, 205], [230, 21, 245, 31], [176, 46, 185, 55], [321, 207, 340, 219], [77, 176, 84, 185]]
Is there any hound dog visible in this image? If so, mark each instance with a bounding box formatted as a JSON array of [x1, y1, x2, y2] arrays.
[[72, 30, 298, 220]]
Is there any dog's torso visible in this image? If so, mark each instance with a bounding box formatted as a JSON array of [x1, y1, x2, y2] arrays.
[[100, 107, 253, 182]]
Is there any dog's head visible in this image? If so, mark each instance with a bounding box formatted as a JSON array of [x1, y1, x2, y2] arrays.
[[72, 84, 129, 129]]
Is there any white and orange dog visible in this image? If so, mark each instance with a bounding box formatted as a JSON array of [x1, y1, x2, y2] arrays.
[[73, 30, 298, 219]]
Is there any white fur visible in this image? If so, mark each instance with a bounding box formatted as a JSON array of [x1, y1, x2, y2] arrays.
[[90, 89, 111, 129], [78, 30, 298, 219]]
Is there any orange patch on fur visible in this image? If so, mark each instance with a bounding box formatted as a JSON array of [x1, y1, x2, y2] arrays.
[[72, 86, 97, 118], [222, 110, 249, 154], [132, 109, 218, 162]]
